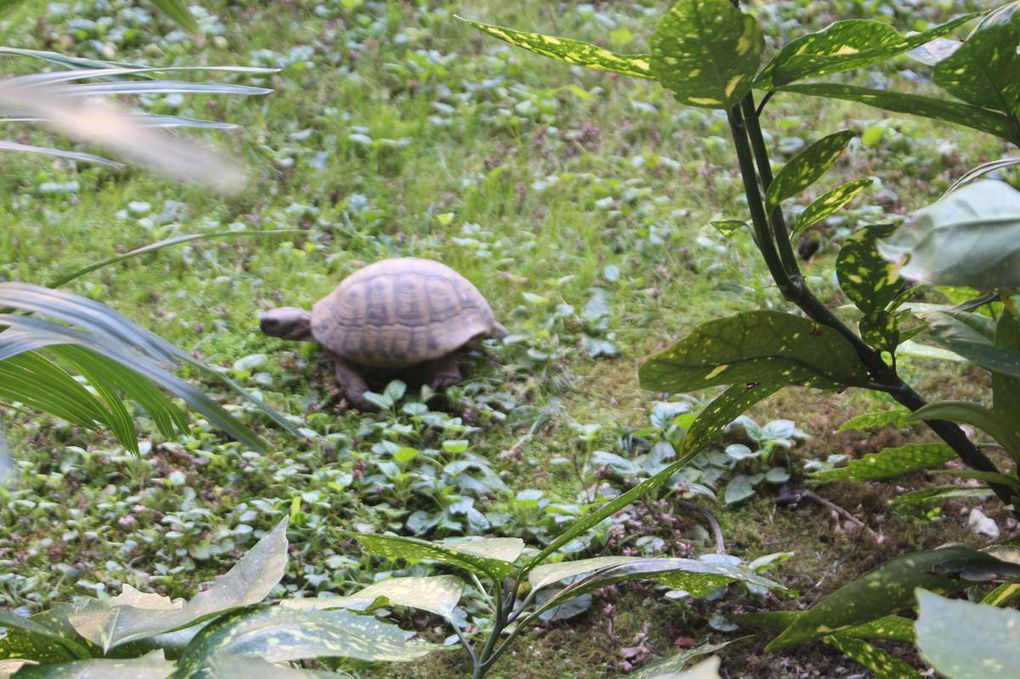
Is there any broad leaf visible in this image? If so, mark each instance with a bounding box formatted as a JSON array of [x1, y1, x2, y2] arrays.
[[889, 485, 995, 510], [766, 546, 1007, 649], [174, 607, 437, 677], [878, 180, 1020, 290], [811, 443, 955, 482], [917, 308, 1020, 378], [766, 131, 855, 207], [350, 534, 523, 580], [909, 401, 1020, 456], [527, 383, 780, 570], [68, 519, 288, 652], [993, 309, 1020, 418], [823, 635, 921, 679], [740, 611, 915, 642], [12, 651, 173, 679], [639, 311, 871, 393], [458, 17, 651, 79], [0, 611, 90, 663], [780, 84, 1020, 145], [185, 655, 351, 678], [836, 224, 902, 354], [838, 409, 911, 432], [793, 178, 874, 236], [915, 590, 1020, 679], [281, 575, 464, 620], [907, 37, 963, 66], [759, 15, 978, 88], [631, 651, 727, 679], [934, 19, 1020, 116], [650, 0, 764, 108]]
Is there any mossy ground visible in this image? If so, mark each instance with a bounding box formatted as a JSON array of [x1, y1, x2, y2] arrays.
[[0, 0, 1014, 676]]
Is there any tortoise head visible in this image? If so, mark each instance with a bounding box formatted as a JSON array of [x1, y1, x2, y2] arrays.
[[259, 307, 314, 342]]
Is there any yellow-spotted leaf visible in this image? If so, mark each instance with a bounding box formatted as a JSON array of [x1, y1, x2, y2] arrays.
[[650, 0, 764, 108], [281, 575, 464, 620], [766, 131, 855, 207], [758, 14, 977, 88], [12, 651, 175, 679], [459, 17, 652, 79], [350, 534, 523, 580], [836, 224, 903, 355], [638, 310, 871, 394], [780, 83, 1020, 145], [823, 635, 922, 679], [794, 178, 874, 236], [934, 19, 1020, 116], [811, 443, 955, 483], [916, 590, 1020, 679], [837, 408, 911, 432]]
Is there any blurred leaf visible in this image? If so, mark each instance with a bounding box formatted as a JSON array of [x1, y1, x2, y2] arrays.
[[889, 485, 995, 510], [933, 19, 1020, 115], [281, 575, 464, 620], [639, 310, 871, 393], [907, 37, 962, 66], [186, 655, 352, 678], [793, 178, 874, 236], [350, 534, 522, 580], [781, 84, 1020, 144], [0, 140, 120, 166], [0, 611, 90, 663], [919, 308, 1020, 378], [993, 309, 1020, 418], [631, 653, 725, 679], [767, 546, 1007, 649], [12, 651, 173, 679], [650, 0, 764, 108], [458, 17, 651, 79], [823, 635, 921, 679], [68, 519, 288, 652], [944, 158, 1020, 196], [766, 131, 855, 207], [175, 607, 437, 677], [878, 181, 1020, 289], [811, 443, 955, 482], [915, 590, 1020, 679], [759, 15, 976, 87], [909, 401, 1020, 455], [723, 474, 760, 505], [838, 409, 911, 432], [147, 0, 199, 33]]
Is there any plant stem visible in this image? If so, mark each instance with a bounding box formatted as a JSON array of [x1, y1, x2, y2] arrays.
[[474, 579, 508, 678], [729, 92, 1016, 507]]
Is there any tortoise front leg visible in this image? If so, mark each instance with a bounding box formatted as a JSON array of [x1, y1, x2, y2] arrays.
[[426, 354, 463, 390], [332, 357, 375, 412]]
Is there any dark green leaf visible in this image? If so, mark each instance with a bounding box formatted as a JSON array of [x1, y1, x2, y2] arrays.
[[794, 178, 874, 236], [919, 308, 1020, 378], [993, 309, 1020, 418], [766, 546, 1004, 650], [766, 131, 855, 207], [759, 15, 977, 88], [822, 635, 922, 679], [639, 310, 871, 393], [350, 534, 522, 580], [909, 401, 1020, 456], [527, 383, 779, 571], [740, 611, 914, 642], [934, 19, 1020, 116], [0, 611, 90, 663], [457, 17, 652, 79], [837, 224, 903, 355], [838, 408, 911, 432], [915, 590, 1020, 679], [147, 0, 199, 33], [780, 84, 1020, 145], [13, 651, 173, 678], [174, 607, 438, 677], [650, 0, 764, 108], [68, 519, 288, 652], [811, 443, 955, 482]]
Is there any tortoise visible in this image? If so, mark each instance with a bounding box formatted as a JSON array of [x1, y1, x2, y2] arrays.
[[259, 257, 506, 411]]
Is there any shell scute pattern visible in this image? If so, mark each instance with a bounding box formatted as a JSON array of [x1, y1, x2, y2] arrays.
[[311, 258, 498, 369]]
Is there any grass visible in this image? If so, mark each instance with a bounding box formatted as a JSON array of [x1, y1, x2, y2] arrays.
[[0, 0, 1014, 676]]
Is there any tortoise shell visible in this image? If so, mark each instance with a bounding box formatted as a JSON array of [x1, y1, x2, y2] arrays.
[[310, 258, 501, 369]]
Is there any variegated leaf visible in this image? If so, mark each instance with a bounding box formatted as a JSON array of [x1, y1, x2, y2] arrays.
[[350, 534, 522, 580], [459, 17, 651, 79], [836, 223, 903, 354], [916, 590, 1020, 679], [793, 178, 874, 236], [650, 0, 764, 108], [811, 443, 955, 482], [823, 635, 922, 679], [281, 575, 464, 620], [837, 408, 911, 432], [767, 131, 855, 207], [934, 19, 1020, 115]]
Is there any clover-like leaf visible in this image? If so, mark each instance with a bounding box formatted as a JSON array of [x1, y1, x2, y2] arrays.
[[281, 575, 464, 620], [767, 546, 1009, 650], [793, 178, 874, 237], [934, 18, 1020, 116], [650, 0, 764, 108], [811, 443, 955, 483], [639, 310, 871, 393], [766, 131, 855, 207], [174, 607, 438, 678], [915, 590, 1020, 679], [68, 519, 288, 652], [458, 17, 652, 79]]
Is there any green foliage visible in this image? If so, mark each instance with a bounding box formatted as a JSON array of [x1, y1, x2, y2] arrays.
[[350, 534, 523, 580], [649, 0, 763, 108], [836, 223, 903, 355], [811, 443, 955, 483], [933, 16, 1020, 116], [766, 131, 855, 207], [823, 635, 921, 679], [915, 590, 1020, 679], [793, 178, 874, 237]]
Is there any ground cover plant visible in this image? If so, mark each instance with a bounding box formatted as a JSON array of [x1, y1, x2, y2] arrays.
[[1, 0, 1019, 677]]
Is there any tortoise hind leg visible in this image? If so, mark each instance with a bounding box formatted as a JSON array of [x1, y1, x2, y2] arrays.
[[332, 357, 376, 412], [426, 354, 463, 390]]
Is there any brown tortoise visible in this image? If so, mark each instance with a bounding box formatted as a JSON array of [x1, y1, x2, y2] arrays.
[[259, 257, 506, 410]]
